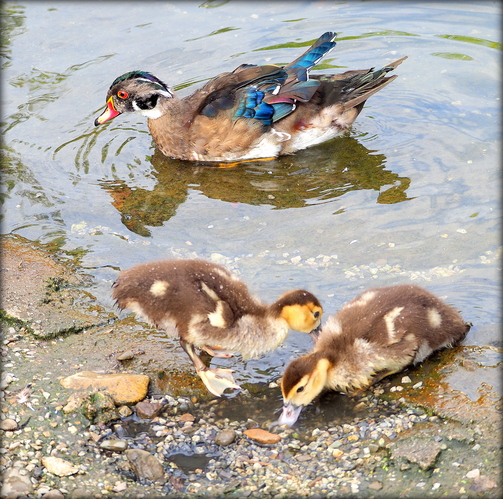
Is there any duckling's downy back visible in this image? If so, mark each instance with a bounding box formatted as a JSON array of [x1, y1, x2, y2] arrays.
[[318, 284, 470, 365]]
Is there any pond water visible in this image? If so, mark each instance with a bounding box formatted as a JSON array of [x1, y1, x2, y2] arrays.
[[2, 2, 501, 407]]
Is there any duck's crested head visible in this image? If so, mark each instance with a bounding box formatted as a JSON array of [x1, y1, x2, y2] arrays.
[[278, 354, 330, 426], [274, 289, 322, 334], [95, 71, 173, 125]]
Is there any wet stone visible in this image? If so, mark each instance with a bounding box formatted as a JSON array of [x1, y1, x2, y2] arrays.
[[389, 438, 444, 470], [369, 481, 383, 491], [215, 429, 236, 446], [179, 412, 195, 422], [244, 428, 281, 445], [118, 405, 133, 418], [99, 438, 128, 452], [126, 448, 165, 482], [41, 456, 79, 477], [66, 487, 91, 499], [1, 466, 33, 496], [136, 399, 164, 419], [81, 391, 120, 424], [116, 350, 135, 361], [470, 475, 498, 492], [42, 489, 65, 499], [60, 371, 149, 405], [0, 418, 18, 431]]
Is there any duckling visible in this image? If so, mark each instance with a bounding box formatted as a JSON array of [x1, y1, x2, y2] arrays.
[[278, 284, 470, 426], [112, 259, 322, 397], [95, 32, 406, 162]]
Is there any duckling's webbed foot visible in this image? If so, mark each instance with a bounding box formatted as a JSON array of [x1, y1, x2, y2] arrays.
[[197, 368, 241, 397], [181, 339, 241, 396]]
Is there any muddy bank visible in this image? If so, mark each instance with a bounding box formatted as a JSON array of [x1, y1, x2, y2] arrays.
[[0, 234, 501, 498]]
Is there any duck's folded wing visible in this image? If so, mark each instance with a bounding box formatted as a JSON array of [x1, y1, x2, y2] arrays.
[[190, 63, 322, 127]]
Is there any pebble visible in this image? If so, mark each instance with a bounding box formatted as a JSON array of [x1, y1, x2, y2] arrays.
[[99, 439, 128, 452], [179, 413, 195, 422], [41, 456, 79, 476], [215, 429, 236, 446], [466, 468, 480, 479], [135, 399, 164, 419], [118, 405, 133, 418], [116, 350, 135, 361], [244, 428, 281, 444], [369, 481, 383, 490], [0, 418, 18, 430]]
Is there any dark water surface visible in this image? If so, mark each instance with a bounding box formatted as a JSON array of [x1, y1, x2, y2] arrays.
[[2, 2, 501, 403]]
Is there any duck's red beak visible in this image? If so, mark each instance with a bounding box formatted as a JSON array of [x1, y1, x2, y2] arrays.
[[94, 97, 120, 126]]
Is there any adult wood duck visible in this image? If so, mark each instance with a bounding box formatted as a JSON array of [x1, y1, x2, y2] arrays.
[[278, 284, 470, 426], [112, 259, 322, 396], [95, 32, 406, 163]]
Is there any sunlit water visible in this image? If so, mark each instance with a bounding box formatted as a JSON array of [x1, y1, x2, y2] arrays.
[[2, 2, 501, 414]]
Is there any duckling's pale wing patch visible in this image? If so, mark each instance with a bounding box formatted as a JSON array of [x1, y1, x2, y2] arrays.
[[344, 291, 377, 309], [383, 306, 404, 344], [207, 301, 229, 328], [150, 280, 169, 297], [427, 307, 442, 328]]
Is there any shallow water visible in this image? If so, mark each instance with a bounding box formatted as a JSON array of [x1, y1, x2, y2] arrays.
[[1, 2, 501, 410]]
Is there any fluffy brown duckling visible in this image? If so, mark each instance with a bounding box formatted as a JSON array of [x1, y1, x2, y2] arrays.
[[112, 259, 322, 397], [278, 284, 470, 426]]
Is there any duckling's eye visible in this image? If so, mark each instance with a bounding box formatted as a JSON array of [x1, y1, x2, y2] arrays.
[[117, 90, 129, 99], [313, 311, 320, 318], [296, 386, 304, 393]]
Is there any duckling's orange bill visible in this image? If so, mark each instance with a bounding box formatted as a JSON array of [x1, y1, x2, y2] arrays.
[[95, 97, 121, 125]]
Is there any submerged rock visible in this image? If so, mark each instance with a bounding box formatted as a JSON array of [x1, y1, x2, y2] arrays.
[[60, 371, 149, 404], [125, 448, 164, 482]]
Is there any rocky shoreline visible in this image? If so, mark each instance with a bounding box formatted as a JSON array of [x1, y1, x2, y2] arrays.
[[1, 234, 501, 498]]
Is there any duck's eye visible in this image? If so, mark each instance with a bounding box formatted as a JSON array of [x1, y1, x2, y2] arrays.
[[296, 386, 304, 393], [117, 90, 129, 99], [313, 311, 320, 318]]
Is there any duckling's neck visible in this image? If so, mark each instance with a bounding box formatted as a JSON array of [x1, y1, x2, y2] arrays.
[[313, 336, 377, 393], [236, 314, 290, 360]]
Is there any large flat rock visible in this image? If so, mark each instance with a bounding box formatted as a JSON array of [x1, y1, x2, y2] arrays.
[[0, 235, 113, 338]]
